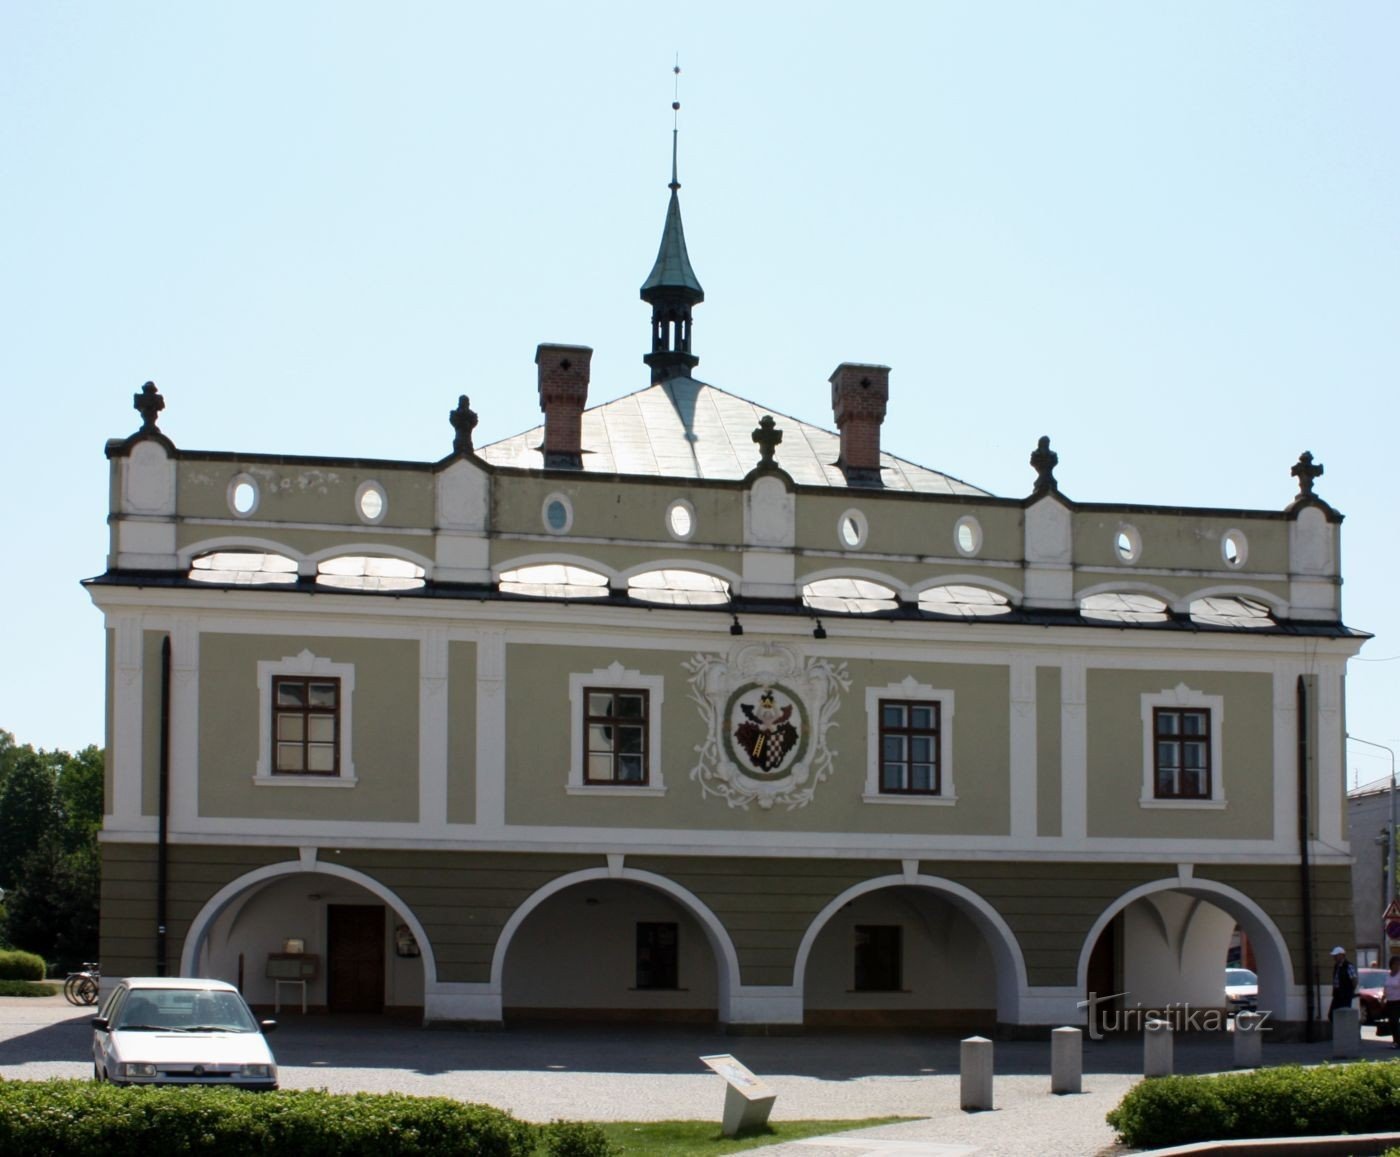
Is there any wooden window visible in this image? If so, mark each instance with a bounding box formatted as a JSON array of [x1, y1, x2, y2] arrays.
[[584, 688, 649, 784], [1154, 707, 1211, 799], [636, 922, 679, 990], [878, 700, 940, 794], [854, 925, 902, 992], [272, 676, 341, 775]]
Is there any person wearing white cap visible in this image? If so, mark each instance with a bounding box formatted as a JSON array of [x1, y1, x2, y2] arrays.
[[1328, 945, 1357, 1022]]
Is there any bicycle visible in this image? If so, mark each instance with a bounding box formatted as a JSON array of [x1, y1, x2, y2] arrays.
[[63, 962, 101, 1006]]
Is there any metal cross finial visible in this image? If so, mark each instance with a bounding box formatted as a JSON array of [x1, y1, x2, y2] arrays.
[[450, 394, 479, 455], [752, 414, 782, 467], [1291, 450, 1323, 497], [1030, 435, 1059, 495], [134, 381, 164, 433]]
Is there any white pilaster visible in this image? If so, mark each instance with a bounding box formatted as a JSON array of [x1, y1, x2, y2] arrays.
[[110, 614, 145, 826], [1315, 661, 1345, 852], [418, 628, 449, 835], [1009, 656, 1037, 838], [1272, 663, 1300, 851], [475, 630, 507, 831], [1060, 657, 1088, 843], [169, 617, 200, 826]]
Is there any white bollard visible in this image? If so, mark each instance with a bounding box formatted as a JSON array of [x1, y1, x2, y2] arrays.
[[1332, 1006, 1360, 1059], [1051, 1026, 1082, 1095], [1233, 1011, 1264, 1068], [960, 1035, 994, 1112], [1144, 1017, 1174, 1077]]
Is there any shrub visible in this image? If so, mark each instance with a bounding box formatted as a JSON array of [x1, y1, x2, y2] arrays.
[[0, 949, 45, 981], [0, 979, 58, 997], [540, 1119, 620, 1157], [1107, 1063, 1400, 1149], [0, 1081, 538, 1157]]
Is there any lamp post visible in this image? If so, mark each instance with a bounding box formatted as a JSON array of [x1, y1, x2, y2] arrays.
[[1347, 734, 1397, 959]]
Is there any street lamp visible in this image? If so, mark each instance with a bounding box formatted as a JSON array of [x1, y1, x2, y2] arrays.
[[1347, 733, 1397, 958]]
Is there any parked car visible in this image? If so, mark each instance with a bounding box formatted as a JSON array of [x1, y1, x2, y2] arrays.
[[1357, 968, 1388, 1026], [92, 976, 277, 1089], [1225, 967, 1258, 1013]]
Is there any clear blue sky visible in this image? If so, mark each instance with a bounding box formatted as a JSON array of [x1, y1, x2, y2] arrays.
[[3, 2, 1397, 785]]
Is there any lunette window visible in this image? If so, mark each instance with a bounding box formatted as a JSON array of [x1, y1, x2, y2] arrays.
[[879, 699, 941, 795], [636, 922, 679, 990], [584, 688, 649, 785], [1153, 707, 1211, 799], [272, 676, 341, 775]]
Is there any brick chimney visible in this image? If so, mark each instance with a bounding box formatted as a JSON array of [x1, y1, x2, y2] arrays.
[[830, 363, 890, 486], [536, 344, 593, 469]]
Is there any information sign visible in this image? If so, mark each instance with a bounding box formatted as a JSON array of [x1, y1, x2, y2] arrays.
[[699, 1053, 777, 1137]]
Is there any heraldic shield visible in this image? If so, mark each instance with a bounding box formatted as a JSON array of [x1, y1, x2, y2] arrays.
[[685, 643, 850, 810]]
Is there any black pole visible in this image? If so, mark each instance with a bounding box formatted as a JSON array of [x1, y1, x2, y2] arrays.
[[156, 636, 171, 976], [1297, 675, 1317, 1040]]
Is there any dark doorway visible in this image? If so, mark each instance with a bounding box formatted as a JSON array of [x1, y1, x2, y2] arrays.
[[328, 904, 385, 1013], [1085, 914, 1122, 1033]]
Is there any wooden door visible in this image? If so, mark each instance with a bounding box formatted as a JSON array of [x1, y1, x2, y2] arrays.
[[1085, 915, 1121, 1033], [327, 904, 385, 1013]]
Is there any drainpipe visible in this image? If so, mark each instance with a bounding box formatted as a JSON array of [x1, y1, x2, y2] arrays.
[[1296, 675, 1317, 1040], [157, 636, 171, 976]]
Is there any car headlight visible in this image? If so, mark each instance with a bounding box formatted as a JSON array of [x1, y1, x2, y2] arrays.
[[239, 1064, 273, 1078], [120, 1063, 158, 1078]]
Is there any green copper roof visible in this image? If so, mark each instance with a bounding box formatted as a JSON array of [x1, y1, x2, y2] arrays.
[[641, 188, 704, 299]]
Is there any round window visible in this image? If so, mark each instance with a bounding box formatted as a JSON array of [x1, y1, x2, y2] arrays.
[[542, 493, 573, 535], [1115, 524, 1142, 564], [954, 516, 982, 557], [1221, 529, 1248, 569], [667, 500, 695, 541], [356, 481, 386, 524], [838, 509, 868, 549], [228, 475, 258, 518]]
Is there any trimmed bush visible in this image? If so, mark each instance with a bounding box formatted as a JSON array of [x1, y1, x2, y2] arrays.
[[1107, 1062, 1400, 1149], [541, 1120, 620, 1157], [0, 1080, 538, 1157], [0, 949, 46, 981], [0, 979, 59, 997]]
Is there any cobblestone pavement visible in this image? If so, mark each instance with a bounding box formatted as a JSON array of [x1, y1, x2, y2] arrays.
[[4, 995, 1396, 1156]]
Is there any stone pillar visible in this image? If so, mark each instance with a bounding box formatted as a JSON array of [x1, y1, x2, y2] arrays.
[[1233, 1011, 1264, 1068], [960, 1036, 994, 1111], [1051, 1026, 1082, 1095], [1332, 1007, 1360, 1058], [1144, 1018, 1173, 1077]]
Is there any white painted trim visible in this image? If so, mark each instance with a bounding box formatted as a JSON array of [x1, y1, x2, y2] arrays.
[[1113, 523, 1142, 564], [617, 557, 743, 592], [1008, 655, 1037, 838], [1061, 658, 1087, 842], [1139, 683, 1225, 806], [418, 629, 449, 836], [953, 515, 982, 558], [255, 650, 356, 783], [791, 874, 1030, 1024], [475, 630, 506, 831], [305, 541, 435, 575], [908, 573, 1024, 604], [863, 678, 955, 801], [836, 508, 869, 550], [177, 536, 303, 570], [109, 613, 145, 825], [860, 793, 957, 806], [251, 774, 358, 788], [227, 474, 260, 518], [799, 565, 911, 601], [665, 498, 697, 542], [492, 552, 621, 585], [1179, 585, 1290, 618], [1221, 528, 1249, 570], [567, 662, 666, 791], [1074, 579, 1179, 607], [486, 866, 740, 1021], [1314, 661, 1346, 851], [170, 618, 200, 826]]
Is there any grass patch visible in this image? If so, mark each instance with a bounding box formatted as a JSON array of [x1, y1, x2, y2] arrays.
[[0, 980, 59, 997], [590, 1117, 910, 1156]]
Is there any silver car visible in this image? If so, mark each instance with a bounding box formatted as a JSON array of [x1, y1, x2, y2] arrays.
[[92, 976, 278, 1090]]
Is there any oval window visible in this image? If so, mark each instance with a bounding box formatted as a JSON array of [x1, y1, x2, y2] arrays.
[[356, 481, 386, 524], [229, 475, 258, 517], [838, 509, 868, 549], [954, 516, 982, 557], [667, 500, 695, 541], [1115, 524, 1141, 564], [542, 493, 573, 535], [1221, 529, 1247, 569]]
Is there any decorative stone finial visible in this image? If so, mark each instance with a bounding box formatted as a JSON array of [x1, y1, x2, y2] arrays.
[[752, 415, 782, 468], [450, 394, 479, 455], [1291, 451, 1323, 498], [134, 381, 164, 434], [1030, 435, 1058, 496]]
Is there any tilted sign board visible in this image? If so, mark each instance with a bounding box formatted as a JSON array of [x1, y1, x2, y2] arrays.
[[699, 1053, 777, 1137]]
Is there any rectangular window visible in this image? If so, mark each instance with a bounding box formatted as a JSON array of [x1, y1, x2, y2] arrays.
[[853, 925, 902, 992], [272, 676, 341, 776], [1153, 707, 1211, 799], [878, 700, 941, 795], [636, 922, 679, 990], [584, 688, 649, 784]]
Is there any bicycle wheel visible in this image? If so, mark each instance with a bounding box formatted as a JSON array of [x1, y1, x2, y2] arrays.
[[76, 976, 99, 1005], [63, 975, 84, 1006]]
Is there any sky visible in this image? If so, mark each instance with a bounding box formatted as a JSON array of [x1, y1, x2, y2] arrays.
[[2, 1, 1397, 786]]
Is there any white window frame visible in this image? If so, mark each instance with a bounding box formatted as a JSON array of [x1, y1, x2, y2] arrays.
[[1140, 683, 1224, 809], [254, 649, 357, 787], [567, 662, 666, 796], [863, 677, 956, 805]]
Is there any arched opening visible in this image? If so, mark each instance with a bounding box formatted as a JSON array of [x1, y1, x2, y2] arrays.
[[497, 877, 727, 1024], [1079, 879, 1295, 1033], [181, 861, 430, 1018], [795, 876, 1027, 1031]]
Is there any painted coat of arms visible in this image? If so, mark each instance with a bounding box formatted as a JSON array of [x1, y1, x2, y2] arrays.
[[685, 643, 850, 810]]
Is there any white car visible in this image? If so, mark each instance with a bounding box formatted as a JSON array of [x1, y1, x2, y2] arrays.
[[1225, 967, 1258, 1014], [92, 976, 278, 1090]]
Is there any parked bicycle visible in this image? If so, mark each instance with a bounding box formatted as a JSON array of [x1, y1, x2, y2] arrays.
[[63, 962, 100, 1006]]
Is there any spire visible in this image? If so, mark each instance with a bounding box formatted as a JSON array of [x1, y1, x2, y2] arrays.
[[641, 63, 704, 383]]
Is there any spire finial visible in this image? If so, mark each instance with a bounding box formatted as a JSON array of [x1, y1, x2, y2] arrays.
[[670, 58, 681, 192]]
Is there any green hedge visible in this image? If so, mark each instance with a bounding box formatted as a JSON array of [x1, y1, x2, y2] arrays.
[[0, 950, 46, 981], [0, 1081, 539, 1156], [1107, 1062, 1400, 1149]]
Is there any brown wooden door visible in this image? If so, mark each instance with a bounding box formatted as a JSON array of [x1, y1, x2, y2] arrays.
[[1085, 914, 1120, 1033], [327, 904, 385, 1013]]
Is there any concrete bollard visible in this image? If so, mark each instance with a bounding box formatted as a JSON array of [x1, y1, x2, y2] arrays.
[[1144, 1017, 1174, 1077], [1233, 1011, 1264, 1068], [1050, 1026, 1083, 1095], [960, 1035, 994, 1112], [1332, 1007, 1360, 1058]]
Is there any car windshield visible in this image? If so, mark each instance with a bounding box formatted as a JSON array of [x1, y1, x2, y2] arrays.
[[116, 989, 259, 1032], [1357, 968, 1388, 989], [1225, 969, 1257, 986]]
